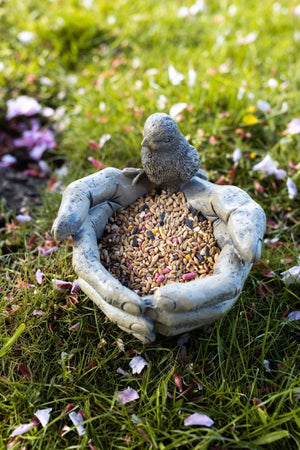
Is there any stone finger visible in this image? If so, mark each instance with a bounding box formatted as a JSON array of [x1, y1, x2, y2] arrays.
[[151, 297, 238, 337], [78, 278, 154, 339], [73, 221, 145, 313]]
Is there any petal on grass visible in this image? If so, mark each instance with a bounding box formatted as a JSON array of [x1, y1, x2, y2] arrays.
[[232, 148, 242, 162], [117, 367, 130, 376], [184, 413, 214, 427], [10, 422, 35, 437], [69, 412, 86, 436], [16, 214, 31, 222], [35, 269, 44, 284], [34, 408, 52, 427], [168, 65, 184, 85], [252, 154, 286, 179], [287, 177, 297, 199], [52, 279, 73, 291], [284, 118, 300, 135], [117, 387, 139, 404], [287, 311, 300, 321], [17, 31, 35, 44], [88, 157, 106, 170], [99, 133, 111, 148], [32, 310, 46, 316], [169, 102, 187, 118], [129, 356, 149, 374], [257, 100, 271, 112], [280, 265, 300, 284]]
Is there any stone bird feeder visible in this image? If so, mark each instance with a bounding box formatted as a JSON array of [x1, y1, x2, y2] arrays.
[[52, 113, 266, 343]]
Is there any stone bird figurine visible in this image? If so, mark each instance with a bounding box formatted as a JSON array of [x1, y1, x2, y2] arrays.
[[128, 113, 206, 193]]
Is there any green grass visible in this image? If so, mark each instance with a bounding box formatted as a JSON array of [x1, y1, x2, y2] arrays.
[[0, 0, 300, 448]]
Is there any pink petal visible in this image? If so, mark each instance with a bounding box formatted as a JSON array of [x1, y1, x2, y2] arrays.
[[68, 412, 86, 436], [88, 157, 105, 170], [129, 356, 149, 374], [37, 246, 57, 256], [117, 387, 139, 404], [35, 269, 44, 284], [52, 278, 73, 291], [184, 413, 214, 427], [34, 408, 52, 427]]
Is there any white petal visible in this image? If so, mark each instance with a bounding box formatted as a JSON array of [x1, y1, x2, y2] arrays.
[[10, 422, 35, 437], [287, 177, 298, 199], [34, 408, 52, 427], [69, 412, 86, 436], [287, 311, 300, 321], [169, 102, 187, 118], [184, 413, 214, 427], [257, 100, 271, 112], [129, 356, 149, 374], [232, 148, 242, 162], [188, 69, 197, 87], [17, 31, 35, 44], [168, 65, 184, 85], [280, 265, 300, 284], [99, 134, 111, 149], [35, 269, 44, 285]]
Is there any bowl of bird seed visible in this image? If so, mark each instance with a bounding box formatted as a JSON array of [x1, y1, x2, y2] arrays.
[[99, 189, 220, 296]]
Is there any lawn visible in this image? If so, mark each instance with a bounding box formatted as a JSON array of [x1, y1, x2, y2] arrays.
[[0, 0, 299, 448]]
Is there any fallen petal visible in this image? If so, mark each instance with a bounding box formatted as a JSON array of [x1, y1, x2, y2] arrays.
[[117, 367, 130, 376], [280, 266, 300, 284], [88, 157, 106, 170], [34, 408, 52, 427], [287, 177, 297, 200], [287, 311, 300, 321], [99, 133, 111, 148], [232, 147, 242, 162], [168, 65, 184, 86], [129, 356, 149, 374], [69, 412, 86, 436], [169, 102, 187, 118], [32, 310, 46, 316], [16, 214, 31, 222], [35, 269, 44, 285], [10, 420, 37, 437], [184, 413, 214, 427], [52, 279, 73, 291], [117, 387, 139, 404]]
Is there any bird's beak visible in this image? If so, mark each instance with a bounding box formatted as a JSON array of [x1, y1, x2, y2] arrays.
[[141, 138, 149, 147]]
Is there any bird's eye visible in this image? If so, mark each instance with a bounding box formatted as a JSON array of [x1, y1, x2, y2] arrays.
[[164, 138, 171, 143]]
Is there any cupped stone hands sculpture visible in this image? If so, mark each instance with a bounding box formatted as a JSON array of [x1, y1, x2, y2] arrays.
[[52, 113, 266, 343]]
